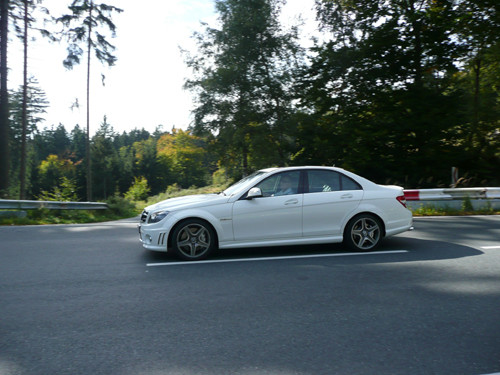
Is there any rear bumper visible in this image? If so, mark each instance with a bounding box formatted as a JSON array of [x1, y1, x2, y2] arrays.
[[385, 215, 413, 237]]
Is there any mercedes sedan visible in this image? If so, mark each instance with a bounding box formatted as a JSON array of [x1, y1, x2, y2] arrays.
[[138, 166, 413, 260]]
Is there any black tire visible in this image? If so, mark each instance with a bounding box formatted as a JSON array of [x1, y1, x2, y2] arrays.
[[344, 214, 382, 251], [171, 219, 216, 261]]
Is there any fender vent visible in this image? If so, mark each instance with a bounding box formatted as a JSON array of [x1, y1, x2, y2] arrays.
[[158, 232, 167, 246]]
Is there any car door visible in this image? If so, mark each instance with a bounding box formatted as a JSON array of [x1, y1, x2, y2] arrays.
[[232, 171, 303, 241], [302, 169, 363, 237]]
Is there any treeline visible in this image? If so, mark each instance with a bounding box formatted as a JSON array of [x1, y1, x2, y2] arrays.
[[7, 117, 216, 201], [1, 0, 499, 202]]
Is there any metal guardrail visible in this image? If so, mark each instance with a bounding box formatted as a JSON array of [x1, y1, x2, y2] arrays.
[[404, 187, 500, 201], [404, 187, 500, 210], [0, 199, 108, 210], [1, 188, 498, 211]]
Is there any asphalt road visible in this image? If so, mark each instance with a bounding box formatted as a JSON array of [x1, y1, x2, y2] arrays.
[[0, 216, 499, 375]]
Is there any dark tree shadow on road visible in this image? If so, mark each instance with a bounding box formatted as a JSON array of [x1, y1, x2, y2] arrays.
[[141, 236, 483, 265]]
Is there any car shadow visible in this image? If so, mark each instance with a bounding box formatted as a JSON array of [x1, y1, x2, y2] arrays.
[[140, 236, 483, 265]]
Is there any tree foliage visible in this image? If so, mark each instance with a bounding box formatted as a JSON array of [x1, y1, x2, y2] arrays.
[[8, 79, 49, 197], [57, 0, 122, 69], [157, 129, 208, 188], [185, 0, 304, 178], [124, 176, 150, 202], [291, 0, 500, 186]]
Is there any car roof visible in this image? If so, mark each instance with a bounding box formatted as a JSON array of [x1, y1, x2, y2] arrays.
[[258, 166, 347, 173]]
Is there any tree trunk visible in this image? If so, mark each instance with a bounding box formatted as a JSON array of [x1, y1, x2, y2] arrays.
[[86, 0, 93, 201], [20, 0, 28, 199], [406, 0, 423, 89], [412, 19, 423, 89], [473, 56, 481, 147], [0, 0, 9, 197], [242, 144, 248, 176]]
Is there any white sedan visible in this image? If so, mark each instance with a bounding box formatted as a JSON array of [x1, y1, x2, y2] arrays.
[[138, 166, 413, 260]]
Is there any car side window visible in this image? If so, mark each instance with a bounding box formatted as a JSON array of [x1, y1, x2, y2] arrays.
[[341, 174, 362, 190], [255, 171, 300, 197], [307, 170, 362, 193], [308, 170, 340, 193]]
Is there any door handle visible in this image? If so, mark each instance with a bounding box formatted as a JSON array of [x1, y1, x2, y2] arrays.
[[284, 199, 299, 205], [341, 194, 353, 199]]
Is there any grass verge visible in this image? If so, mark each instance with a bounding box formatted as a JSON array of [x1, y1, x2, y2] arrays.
[[410, 205, 500, 216], [1, 186, 498, 225], [0, 196, 141, 225]]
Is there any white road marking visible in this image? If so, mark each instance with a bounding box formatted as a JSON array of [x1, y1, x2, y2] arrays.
[[481, 246, 500, 249], [146, 250, 409, 267]]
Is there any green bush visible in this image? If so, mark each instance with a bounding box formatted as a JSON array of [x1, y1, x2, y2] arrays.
[[106, 195, 140, 218], [461, 196, 474, 212], [212, 168, 232, 186], [124, 177, 150, 201], [38, 177, 78, 202]]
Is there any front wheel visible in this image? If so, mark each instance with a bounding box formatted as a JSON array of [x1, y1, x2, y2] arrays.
[[344, 214, 382, 251], [171, 219, 216, 261]]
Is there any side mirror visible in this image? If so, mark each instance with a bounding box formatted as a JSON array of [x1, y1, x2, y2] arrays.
[[247, 187, 263, 199]]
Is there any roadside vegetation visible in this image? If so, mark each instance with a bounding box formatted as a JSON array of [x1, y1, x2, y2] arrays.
[[410, 204, 500, 216], [1, 182, 498, 226], [0, 196, 138, 225], [0, 182, 232, 225]]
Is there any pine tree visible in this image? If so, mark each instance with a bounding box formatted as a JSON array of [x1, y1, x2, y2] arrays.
[[57, 0, 122, 201], [9, 78, 49, 197]]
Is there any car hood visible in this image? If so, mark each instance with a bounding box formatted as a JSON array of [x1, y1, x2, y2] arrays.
[[145, 194, 230, 213]]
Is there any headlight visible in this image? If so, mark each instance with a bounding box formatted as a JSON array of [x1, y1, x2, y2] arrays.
[[148, 210, 169, 223]]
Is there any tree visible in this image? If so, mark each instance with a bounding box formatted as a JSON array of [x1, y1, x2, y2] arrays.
[[133, 137, 159, 194], [156, 129, 208, 188], [115, 144, 135, 195], [124, 176, 150, 201], [34, 123, 71, 159], [10, 0, 53, 199], [296, 0, 473, 186], [0, 0, 9, 196], [9, 78, 49, 197], [37, 154, 76, 195], [91, 116, 117, 199], [453, 0, 500, 156], [185, 0, 303, 177], [57, 0, 122, 201], [451, 41, 500, 184], [20, 0, 31, 200], [69, 124, 87, 199], [30, 124, 74, 197]]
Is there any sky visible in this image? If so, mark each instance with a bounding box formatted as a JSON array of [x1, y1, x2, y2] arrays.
[[9, 0, 318, 136]]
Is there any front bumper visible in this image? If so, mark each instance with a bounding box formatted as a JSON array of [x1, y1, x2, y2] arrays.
[[138, 223, 170, 252]]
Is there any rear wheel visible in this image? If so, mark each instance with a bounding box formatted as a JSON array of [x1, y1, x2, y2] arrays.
[[171, 219, 216, 261], [344, 214, 382, 251]]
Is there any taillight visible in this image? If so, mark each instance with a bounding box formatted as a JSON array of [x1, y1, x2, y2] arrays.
[[396, 195, 407, 208]]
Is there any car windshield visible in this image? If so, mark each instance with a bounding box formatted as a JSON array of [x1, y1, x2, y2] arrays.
[[222, 171, 266, 196]]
